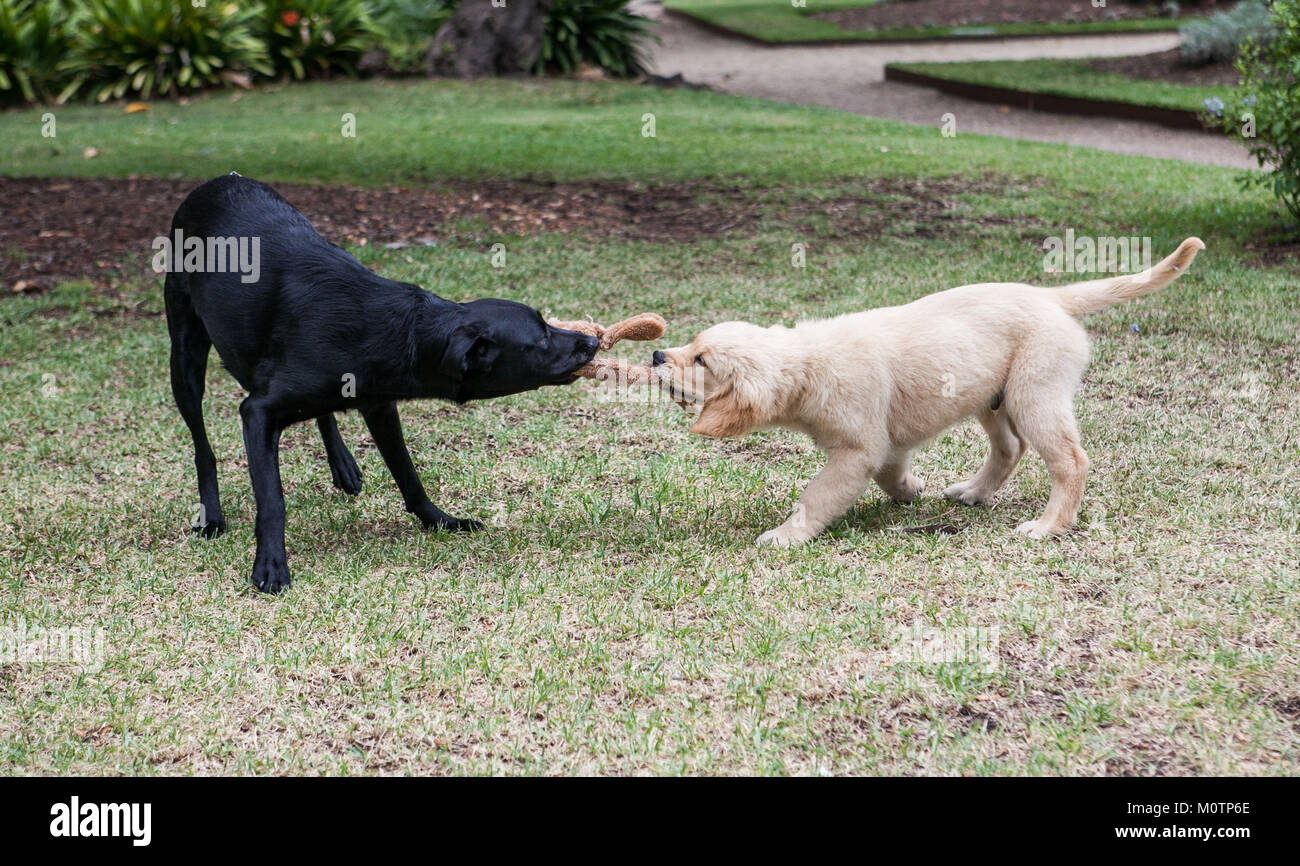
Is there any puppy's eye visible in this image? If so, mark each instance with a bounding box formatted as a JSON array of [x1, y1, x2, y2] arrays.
[[694, 355, 707, 368]]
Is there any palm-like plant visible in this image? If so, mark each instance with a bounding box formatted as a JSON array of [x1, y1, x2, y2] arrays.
[[60, 0, 272, 102], [0, 0, 73, 103], [535, 0, 656, 78]]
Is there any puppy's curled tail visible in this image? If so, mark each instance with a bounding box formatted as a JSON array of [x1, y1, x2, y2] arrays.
[[1056, 237, 1205, 317]]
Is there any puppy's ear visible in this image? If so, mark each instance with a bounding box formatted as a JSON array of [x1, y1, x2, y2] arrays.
[[690, 383, 759, 438], [440, 324, 500, 380]]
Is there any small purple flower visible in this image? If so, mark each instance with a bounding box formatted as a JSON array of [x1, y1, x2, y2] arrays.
[[1204, 96, 1225, 119], [1129, 323, 1141, 333]]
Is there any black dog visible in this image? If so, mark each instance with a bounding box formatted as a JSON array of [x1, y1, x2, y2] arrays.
[[163, 174, 598, 593]]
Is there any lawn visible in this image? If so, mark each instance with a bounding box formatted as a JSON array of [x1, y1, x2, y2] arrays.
[[664, 0, 1187, 43], [1, 77, 1298, 775], [887, 58, 1236, 114]]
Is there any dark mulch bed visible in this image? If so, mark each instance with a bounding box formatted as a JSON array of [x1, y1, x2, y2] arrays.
[[1, 174, 1034, 292], [1244, 234, 1300, 269], [1089, 48, 1241, 87], [1, 176, 722, 291], [815, 0, 1228, 32]]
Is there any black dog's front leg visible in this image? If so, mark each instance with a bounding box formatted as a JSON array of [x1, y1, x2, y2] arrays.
[[360, 402, 482, 533], [240, 396, 292, 594]]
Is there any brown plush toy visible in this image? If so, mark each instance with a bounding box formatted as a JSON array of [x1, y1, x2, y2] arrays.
[[547, 312, 666, 385]]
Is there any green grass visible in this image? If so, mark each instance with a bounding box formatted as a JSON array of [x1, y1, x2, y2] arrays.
[[8, 75, 1016, 184], [0, 76, 1256, 190], [1, 77, 1298, 775], [664, 0, 1187, 43], [888, 58, 1238, 114]]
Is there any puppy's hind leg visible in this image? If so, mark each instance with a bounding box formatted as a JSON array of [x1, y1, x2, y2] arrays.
[[165, 274, 225, 539], [361, 402, 483, 533], [758, 447, 876, 547], [943, 408, 1027, 506], [1004, 331, 1090, 538], [1010, 398, 1089, 539], [318, 414, 362, 496]]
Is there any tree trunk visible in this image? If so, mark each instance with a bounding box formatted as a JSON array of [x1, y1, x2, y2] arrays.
[[427, 0, 555, 79]]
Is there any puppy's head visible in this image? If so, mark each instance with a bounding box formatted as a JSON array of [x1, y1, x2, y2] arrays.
[[652, 321, 777, 438], [442, 299, 599, 400]]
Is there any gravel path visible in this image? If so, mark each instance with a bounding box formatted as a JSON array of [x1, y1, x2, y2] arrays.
[[643, 6, 1253, 169]]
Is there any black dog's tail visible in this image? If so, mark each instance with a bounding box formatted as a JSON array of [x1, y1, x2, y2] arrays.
[[163, 268, 191, 331]]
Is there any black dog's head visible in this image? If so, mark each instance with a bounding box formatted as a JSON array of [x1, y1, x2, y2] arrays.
[[437, 298, 599, 401]]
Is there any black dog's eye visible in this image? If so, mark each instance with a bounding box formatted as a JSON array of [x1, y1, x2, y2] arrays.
[[694, 355, 707, 368]]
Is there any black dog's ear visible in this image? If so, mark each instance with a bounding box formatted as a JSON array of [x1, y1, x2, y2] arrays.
[[440, 324, 500, 381]]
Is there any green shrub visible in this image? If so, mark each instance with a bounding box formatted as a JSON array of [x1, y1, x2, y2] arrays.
[[1214, 0, 1300, 225], [366, 0, 455, 74], [1, 0, 653, 103], [61, 0, 271, 102], [0, 0, 73, 104], [1180, 0, 1274, 66], [259, 0, 378, 80], [535, 0, 655, 78]]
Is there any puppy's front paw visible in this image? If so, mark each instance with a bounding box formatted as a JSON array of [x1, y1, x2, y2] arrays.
[[1015, 519, 1061, 540], [756, 526, 810, 548], [943, 481, 988, 507], [250, 554, 291, 595], [894, 474, 925, 503]]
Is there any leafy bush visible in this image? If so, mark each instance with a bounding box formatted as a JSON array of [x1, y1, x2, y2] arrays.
[[0, 0, 73, 104], [1214, 0, 1300, 225], [259, 0, 378, 80], [0, 0, 656, 103], [366, 0, 455, 74], [535, 0, 655, 78], [61, 0, 272, 102], [1181, 0, 1274, 66]]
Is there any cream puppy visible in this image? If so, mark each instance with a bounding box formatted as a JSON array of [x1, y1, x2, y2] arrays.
[[653, 238, 1205, 546]]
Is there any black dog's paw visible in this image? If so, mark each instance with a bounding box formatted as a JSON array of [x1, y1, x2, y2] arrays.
[[249, 554, 291, 595], [329, 452, 363, 496], [426, 516, 485, 533], [191, 516, 227, 539], [414, 505, 485, 534], [451, 517, 484, 533]]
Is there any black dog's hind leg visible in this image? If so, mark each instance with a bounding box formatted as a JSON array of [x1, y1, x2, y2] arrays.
[[360, 401, 482, 533], [165, 274, 226, 539], [317, 414, 362, 495], [241, 395, 292, 593]]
